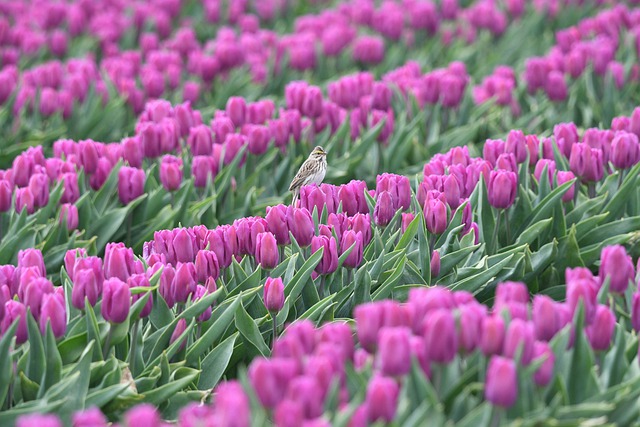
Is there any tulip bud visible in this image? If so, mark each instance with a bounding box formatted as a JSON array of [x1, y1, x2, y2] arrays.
[[59, 203, 79, 230], [124, 404, 161, 427], [187, 125, 214, 156], [378, 326, 413, 378], [569, 144, 603, 183], [195, 250, 220, 283], [599, 245, 634, 294], [365, 376, 399, 423], [286, 207, 314, 247], [18, 249, 46, 276], [249, 358, 297, 409], [505, 130, 528, 164], [611, 132, 640, 170], [587, 304, 615, 351], [532, 295, 560, 341], [430, 250, 441, 278], [172, 262, 197, 304], [118, 166, 146, 204], [39, 293, 66, 338], [458, 303, 483, 353], [16, 414, 63, 427], [488, 170, 518, 209], [374, 191, 395, 227], [101, 278, 131, 323], [485, 356, 517, 407], [127, 274, 153, 319], [255, 232, 279, 269], [423, 198, 448, 234], [632, 293, 640, 332], [532, 341, 555, 386], [401, 213, 415, 233], [2, 300, 28, 344], [311, 235, 339, 276], [159, 264, 176, 308], [104, 243, 137, 282], [534, 159, 556, 184], [422, 308, 457, 363], [159, 155, 183, 192], [480, 314, 505, 356], [264, 277, 284, 313], [340, 230, 364, 269], [226, 97, 246, 127], [72, 268, 100, 310], [556, 171, 576, 202], [169, 318, 188, 352], [15, 187, 35, 214], [266, 204, 290, 245], [193, 285, 213, 322], [274, 400, 303, 427], [71, 407, 108, 427], [503, 318, 535, 365]]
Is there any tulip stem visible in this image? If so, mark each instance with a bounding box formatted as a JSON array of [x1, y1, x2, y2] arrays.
[[103, 324, 114, 360], [504, 210, 511, 244], [271, 311, 278, 351], [587, 182, 596, 199], [128, 319, 139, 377], [618, 170, 625, 190], [489, 406, 503, 427], [126, 214, 133, 247], [319, 275, 326, 298], [492, 210, 501, 254]]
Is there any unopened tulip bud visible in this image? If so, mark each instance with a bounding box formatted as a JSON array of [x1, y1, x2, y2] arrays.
[[365, 376, 399, 423], [431, 251, 441, 278], [423, 308, 458, 363], [480, 314, 505, 356], [124, 404, 161, 427], [599, 245, 634, 294], [423, 198, 448, 234], [587, 304, 615, 351], [101, 278, 131, 323], [39, 293, 66, 337], [632, 293, 640, 332], [286, 207, 314, 247], [377, 327, 411, 376], [71, 407, 108, 427], [340, 230, 364, 269], [503, 318, 535, 365], [556, 171, 576, 202], [532, 341, 554, 386], [264, 277, 284, 313], [488, 170, 518, 209], [255, 232, 279, 269], [195, 250, 220, 283], [611, 132, 640, 170], [401, 213, 415, 232], [226, 96, 246, 127], [485, 356, 518, 407], [118, 166, 146, 204], [59, 203, 79, 230], [159, 155, 183, 192], [532, 295, 560, 341], [172, 262, 197, 304], [374, 191, 394, 227], [311, 235, 339, 276], [170, 318, 188, 351], [72, 268, 100, 310]]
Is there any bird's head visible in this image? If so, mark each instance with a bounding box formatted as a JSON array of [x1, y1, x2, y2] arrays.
[[311, 146, 327, 157]]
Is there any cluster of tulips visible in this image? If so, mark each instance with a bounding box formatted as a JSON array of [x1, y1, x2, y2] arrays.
[[14, 244, 640, 427]]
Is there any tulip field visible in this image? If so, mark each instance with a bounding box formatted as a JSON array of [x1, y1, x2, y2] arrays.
[[5, 0, 640, 426]]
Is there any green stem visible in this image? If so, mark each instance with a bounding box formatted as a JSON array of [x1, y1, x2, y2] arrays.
[[271, 312, 278, 351], [505, 210, 511, 244], [103, 324, 114, 360], [618, 169, 625, 190], [587, 182, 596, 199], [319, 275, 326, 298], [126, 213, 133, 247], [128, 319, 139, 377], [492, 209, 502, 254]]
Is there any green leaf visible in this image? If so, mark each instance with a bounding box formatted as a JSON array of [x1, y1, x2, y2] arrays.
[[371, 256, 407, 301], [142, 367, 199, 406], [235, 301, 270, 357], [198, 332, 238, 389], [38, 325, 62, 398], [25, 313, 45, 384]]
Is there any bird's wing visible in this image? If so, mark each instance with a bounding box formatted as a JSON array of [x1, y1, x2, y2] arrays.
[[288, 159, 313, 191]]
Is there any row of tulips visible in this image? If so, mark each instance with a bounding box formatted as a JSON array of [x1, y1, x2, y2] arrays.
[[14, 262, 640, 426]]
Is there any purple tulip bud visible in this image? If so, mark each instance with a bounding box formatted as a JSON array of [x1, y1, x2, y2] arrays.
[[60, 172, 80, 204], [169, 318, 188, 352], [172, 262, 197, 304], [430, 250, 441, 278], [587, 304, 615, 351], [556, 171, 576, 202], [39, 293, 66, 338], [28, 173, 49, 208], [1, 300, 27, 344], [632, 293, 640, 332], [213, 381, 251, 427], [264, 277, 284, 313], [124, 404, 161, 427], [127, 274, 153, 319], [16, 414, 62, 427], [104, 243, 137, 282], [610, 132, 640, 169], [195, 250, 220, 283], [458, 303, 484, 353], [159, 264, 176, 308], [204, 225, 237, 269], [534, 159, 556, 184], [60, 203, 79, 230], [480, 314, 505, 356], [286, 207, 314, 247], [159, 155, 183, 192], [401, 213, 415, 233], [354, 303, 385, 352], [374, 191, 395, 227], [340, 230, 364, 269], [377, 327, 413, 378], [532, 295, 560, 341], [423, 308, 457, 363], [423, 198, 448, 235], [72, 268, 100, 310], [0, 179, 12, 212], [545, 70, 567, 102], [18, 249, 46, 276], [285, 376, 324, 419], [255, 232, 279, 269], [599, 245, 634, 294], [226, 97, 246, 128], [71, 407, 108, 427], [188, 125, 214, 156], [505, 130, 528, 164], [101, 278, 131, 323], [311, 235, 339, 276], [485, 356, 517, 407], [118, 166, 146, 204], [566, 278, 597, 324], [22, 277, 54, 321], [503, 319, 535, 365], [365, 376, 399, 423], [274, 400, 304, 427], [569, 144, 603, 183], [350, 213, 372, 246], [15, 187, 35, 214], [193, 285, 213, 322], [191, 156, 215, 188], [300, 185, 327, 216], [249, 358, 298, 409], [488, 170, 518, 209], [532, 341, 555, 386], [266, 204, 290, 245]]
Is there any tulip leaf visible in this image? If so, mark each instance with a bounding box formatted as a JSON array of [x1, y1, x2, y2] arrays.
[[601, 161, 640, 221], [178, 288, 221, 320], [514, 179, 575, 238], [86, 195, 146, 252], [371, 256, 406, 301], [235, 300, 270, 357], [198, 332, 238, 389], [142, 368, 199, 406], [38, 325, 62, 398], [0, 320, 18, 405], [25, 312, 45, 385]]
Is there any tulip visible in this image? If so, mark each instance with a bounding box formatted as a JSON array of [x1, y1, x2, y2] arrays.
[[60, 172, 80, 204], [2, 300, 28, 344], [488, 170, 518, 209], [122, 136, 143, 168], [170, 318, 188, 352], [285, 376, 324, 419], [401, 213, 415, 233], [611, 132, 640, 170], [371, 190, 393, 227], [423, 198, 448, 234], [431, 250, 441, 278], [22, 277, 54, 321], [480, 314, 505, 356], [188, 125, 214, 156], [532, 295, 560, 341], [532, 341, 555, 386], [60, 203, 79, 230], [443, 174, 462, 209], [71, 407, 108, 427], [118, 166, 146, 204], [104, 243, 137, 282], [495, 281, 529, 305], [587, 304, 615, 351], [159, 265, 176, 308], [556, 171, 576, 202], [18, 249, 46, 276], [265, 204, 290, 245], [632, 293, 640, 332], [599, 245, 634, 294], [354, 303, 385, 352], [255, 232, 279, 269], [311, 235, 339, 276], [350, 213, 372, 245], [214, 381, 251, 427], [72, 268, 100, 310], [28, 173, 49, 208], [264, 277, 284, 313], [340, 230, 364, 269], [195, 250, 220, 283], [191, 156, 215, 188], [15, 187, 35, 214], [226, 96, 246, 127], [458, 303, 484, 353], [193, 285, 213, 322], [566, 278, 597, 324], [39, 293, 66, 338], [127, 274, 153, 318], [506, 130, 528, 164], [569, 144, 603, 183], [274, 400, 304, 427], [101, 278, 131, 323], [173, 228, 197, 263], [16, 414, 63, 427], [485, 356, 517, 407], [423, 308, 458, 363], [159, 155, 183, 192], [124, 404, 161, 427], [204, 225, 236, 269], [503, 319, 535, 365], [0, 179, 11, 212], [172, 262, 197, 304], [249, 358, 297, 409], [365, 376, 399, 423], [286, 207, 314, 247], [534, 159, 556, 184], [377, 327, 412, 376]]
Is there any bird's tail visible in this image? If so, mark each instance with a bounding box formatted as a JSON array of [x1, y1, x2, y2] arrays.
[[291, 190, 299, 207]]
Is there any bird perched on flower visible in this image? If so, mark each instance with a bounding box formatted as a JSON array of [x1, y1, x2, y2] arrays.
[[289, 146, 327, 206]]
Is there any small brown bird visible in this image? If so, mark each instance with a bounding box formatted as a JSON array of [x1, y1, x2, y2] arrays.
[[289, 146, 328, 206]]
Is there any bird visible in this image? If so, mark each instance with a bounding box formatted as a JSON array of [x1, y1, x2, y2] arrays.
[[289, 145, 328, 206]]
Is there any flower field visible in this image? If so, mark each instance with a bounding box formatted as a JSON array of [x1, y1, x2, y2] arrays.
[[3, 0, 640, 426]]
